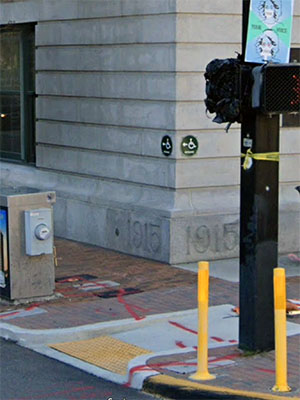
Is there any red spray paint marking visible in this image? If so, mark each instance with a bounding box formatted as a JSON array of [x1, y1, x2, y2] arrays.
[[125, 352, 240, 387], [288, 254, 300, 262], [210, 353, 240, 363], [125, 360, 198, 387], [175, 340, 187, 348], [257, 368, 275, 374], [7, 385, 97, 400], [25, 305, 38, 312], [117, 289, 148, 321], [210, 336, 224, 342], [69, 393, 105, 399], [57, 277, 81, 283], [175, 340, 197, 349], [124, 364, 152, 387], [0, 311, 20, 319], [168, 320, 197, 335], [229, 339, 238, 343], [56, 287, 74, 292], [0, 305, 41, 320], [94, 308, 118, 317], [57, 276, 98, 284]]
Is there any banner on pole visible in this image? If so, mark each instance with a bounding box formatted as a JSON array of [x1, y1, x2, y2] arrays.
[[245, 0, 294, 64]]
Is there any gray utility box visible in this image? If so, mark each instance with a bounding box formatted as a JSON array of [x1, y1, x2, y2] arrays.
[[0, 187, 56, 301]]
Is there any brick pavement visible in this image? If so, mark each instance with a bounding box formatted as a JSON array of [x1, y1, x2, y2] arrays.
[[0, 237, 299, 399], [0, 238, 298, 330], [0, 238, 240, 328], [145, 335, 300, 397], [54, 238, 197, 292]]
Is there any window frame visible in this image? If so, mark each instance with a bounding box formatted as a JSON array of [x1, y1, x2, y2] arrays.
[[0, 23, 36, 163]]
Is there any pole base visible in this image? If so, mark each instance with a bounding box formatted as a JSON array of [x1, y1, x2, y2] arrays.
[[272, 384, 291, 392], [189, 371, 216, 381]]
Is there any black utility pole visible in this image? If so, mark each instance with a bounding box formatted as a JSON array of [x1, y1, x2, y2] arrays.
[[239, 0, 279, 351]]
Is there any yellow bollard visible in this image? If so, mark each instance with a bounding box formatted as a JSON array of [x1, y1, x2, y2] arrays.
[[190, 261, 215, 381], [272, 268, 291, 392]]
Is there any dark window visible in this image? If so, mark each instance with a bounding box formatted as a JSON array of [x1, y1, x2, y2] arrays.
[[282, 48, 300, 128], [0, 24, 35, 162]]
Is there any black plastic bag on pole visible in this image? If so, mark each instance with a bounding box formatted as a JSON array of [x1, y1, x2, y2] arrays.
[[204, 58, 243, 131]]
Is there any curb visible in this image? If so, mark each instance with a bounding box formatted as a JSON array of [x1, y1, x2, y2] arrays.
[[143, 375, 300, 400], [0, 308, 197, 345]]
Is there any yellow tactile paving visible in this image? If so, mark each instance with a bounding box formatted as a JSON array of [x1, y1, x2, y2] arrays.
[[49, 336, 151, 375]]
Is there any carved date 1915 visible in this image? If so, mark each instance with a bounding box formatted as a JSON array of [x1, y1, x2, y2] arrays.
[[186, 222, 239, 255], [129, 220, 161, 255]]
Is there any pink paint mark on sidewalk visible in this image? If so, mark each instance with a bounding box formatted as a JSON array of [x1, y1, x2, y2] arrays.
[[6, 385, 98, 400], [125, 352, 240, 388], [25, 305, 39, 312], [288, 254, 300, 263], [125, 360, 198, 387], [210, 336, 224, 342], [175, 340, 187, 348], [0, 306, 46, 320], [0, 311, 20, 319], [124, 364, 153, 387], [211, 353, 240, 363], [117, 289, 149, 321], [94, 308, 118, 317], [168, 320, 197, 335], [257, 368, 275, 374]]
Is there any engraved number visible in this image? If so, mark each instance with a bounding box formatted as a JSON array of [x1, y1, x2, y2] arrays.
[[186, 222, 238, 255], [130, 221, 161, 254]]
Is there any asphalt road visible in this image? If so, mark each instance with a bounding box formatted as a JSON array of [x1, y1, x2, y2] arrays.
[[0, 338, 158, 400]]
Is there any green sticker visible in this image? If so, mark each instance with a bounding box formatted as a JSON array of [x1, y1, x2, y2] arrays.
[[161, 135, 173, 156], [181, 136, 198, 156]]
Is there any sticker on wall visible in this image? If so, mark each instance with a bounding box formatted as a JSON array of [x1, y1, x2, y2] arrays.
[[161, 135, 173, 156], [181, 136, 198, 156]]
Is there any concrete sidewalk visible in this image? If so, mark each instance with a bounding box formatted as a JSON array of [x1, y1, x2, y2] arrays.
[[0, 238, 299, 400]]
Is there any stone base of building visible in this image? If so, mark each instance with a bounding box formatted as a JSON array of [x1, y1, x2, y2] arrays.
[[1, 162, 299, 264]]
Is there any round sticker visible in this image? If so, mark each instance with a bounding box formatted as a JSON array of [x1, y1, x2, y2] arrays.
[[181, 136, 198, 156], [161, 135, 173, 156]]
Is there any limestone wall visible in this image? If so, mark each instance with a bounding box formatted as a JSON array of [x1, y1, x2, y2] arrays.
[[0, 0, 299, 263], [169, 0, 300, 262]]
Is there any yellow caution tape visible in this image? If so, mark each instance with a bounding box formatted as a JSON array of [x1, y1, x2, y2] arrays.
[[241, 148, 280, 170]]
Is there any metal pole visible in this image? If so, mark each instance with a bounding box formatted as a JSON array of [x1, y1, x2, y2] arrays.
[[239, 0, 279, 351]]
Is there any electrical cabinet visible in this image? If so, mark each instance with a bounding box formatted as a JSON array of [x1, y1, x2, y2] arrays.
[[0, 187, 56, 301]]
